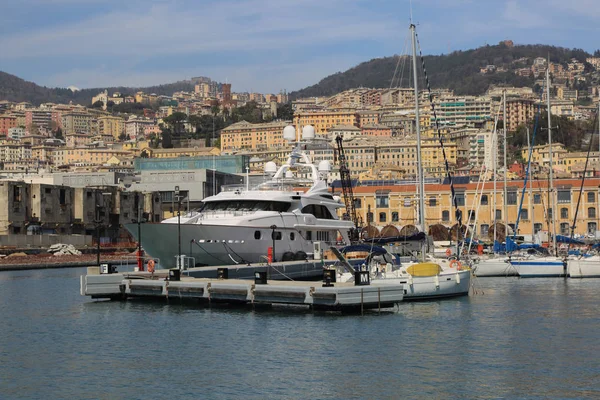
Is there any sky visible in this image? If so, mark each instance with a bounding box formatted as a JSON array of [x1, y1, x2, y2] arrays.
[[0, 0, 598, 93]]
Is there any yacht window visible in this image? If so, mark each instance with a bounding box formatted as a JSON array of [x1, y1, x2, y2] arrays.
[[301, 204, 334, 219], [254, 231, 261, 240], [306, 231, 312, 240], [290, 232, 295, 240], [202, 200, 290, 212], [271, 231, 282, 240]]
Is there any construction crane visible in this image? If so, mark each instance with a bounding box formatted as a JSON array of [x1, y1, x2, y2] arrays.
[[335, 135, 362, 242]]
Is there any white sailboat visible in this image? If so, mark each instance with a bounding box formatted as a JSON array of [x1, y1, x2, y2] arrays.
[[336, 23, 471, 299], [475, 90, 518, 276], [511, 64, 565, 277], [567, 101, 600, 278]]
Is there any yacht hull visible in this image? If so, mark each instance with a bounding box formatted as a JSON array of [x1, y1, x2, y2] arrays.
[[126, 222, 321, 269], [568, 256, 600, 278]]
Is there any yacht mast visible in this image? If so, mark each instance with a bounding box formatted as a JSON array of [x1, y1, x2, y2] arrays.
[[410, 24, 426, 233], [493, 124, 497, 243], [546, 66, 558, 256], [503, 90, 508, 242]]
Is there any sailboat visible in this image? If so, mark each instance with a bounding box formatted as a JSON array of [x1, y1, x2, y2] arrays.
[[474, 90, 518, 276], [567, 101, 600, 278], [510, 64, 565, 277], [336, 23, 471, 299]]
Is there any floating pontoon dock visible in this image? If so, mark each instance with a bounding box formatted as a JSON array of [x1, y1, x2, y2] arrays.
[[80, 266, 405, 312]]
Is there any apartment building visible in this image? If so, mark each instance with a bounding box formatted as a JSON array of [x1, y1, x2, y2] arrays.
[[0, 114, 17, 136], [61, 112, 96, 134], [220, 120, 292, 152], [432, 96, 492, 127], [293, 111, 359, 136], [98, 115, 126, 140], [505, 98, 536, 132]]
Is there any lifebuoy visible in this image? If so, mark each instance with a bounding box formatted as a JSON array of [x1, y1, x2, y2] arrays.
[[147, 259, 155, 273], [445, 248, 452, 257], [450, 259, 462, 270]]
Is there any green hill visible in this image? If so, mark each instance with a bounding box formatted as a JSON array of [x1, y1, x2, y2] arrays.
[[0, 71, 196, 106], [290, 43, 595, 99]]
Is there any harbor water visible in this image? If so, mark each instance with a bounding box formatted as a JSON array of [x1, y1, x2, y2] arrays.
[[1, 267, 599, 399]]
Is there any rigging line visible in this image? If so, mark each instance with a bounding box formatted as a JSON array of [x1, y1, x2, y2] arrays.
[[222, 242, 246, 264], [193, 240, 231, 264], [415, 31, 464, 259], [390, 35, 410, 89], [512, 77, 546, 245], [567, 111, 598, 257]]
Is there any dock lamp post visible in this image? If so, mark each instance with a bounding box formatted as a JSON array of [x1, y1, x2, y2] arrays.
[[94, 190, 112, 266], [175, 186, 182, 269], [133, 198, 147, 271]]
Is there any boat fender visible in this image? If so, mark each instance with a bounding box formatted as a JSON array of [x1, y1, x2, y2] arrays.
[[147, 259, 155, 274], [446, 248, 452, 257], [455, 272, 461, 284]]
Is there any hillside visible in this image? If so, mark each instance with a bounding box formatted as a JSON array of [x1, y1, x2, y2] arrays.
[[0, 71, 196, 106], [290, 43, 595, 99]]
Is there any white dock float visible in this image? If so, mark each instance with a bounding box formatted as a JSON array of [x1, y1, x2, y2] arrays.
[[81, 268, 404, 312]]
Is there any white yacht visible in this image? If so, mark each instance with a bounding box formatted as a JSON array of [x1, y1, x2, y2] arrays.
[[474, 256, 517, 277], [126, 125, 353, 269]]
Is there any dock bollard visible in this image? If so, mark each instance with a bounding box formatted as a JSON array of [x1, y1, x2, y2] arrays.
[[169, 269, 181, 281], [217, 268, 229, 280], [254, 270, 267, 285], [322, 269, 336, 287]]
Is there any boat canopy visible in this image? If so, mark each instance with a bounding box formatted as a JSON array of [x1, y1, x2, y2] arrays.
[[406, 262, 442, 277]]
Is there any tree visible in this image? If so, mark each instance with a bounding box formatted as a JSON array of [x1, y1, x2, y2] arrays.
[[277, 103, 293, 120], [162, 112, 188, 136], [118, 133, 127, 141], [91, 100, 104, 108], [55, 127, 63, 140]]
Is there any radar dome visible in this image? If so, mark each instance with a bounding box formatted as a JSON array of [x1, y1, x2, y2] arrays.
[[283, 125, 296, 142], [318, 160, 331, 173], [264, 161, 277, 174], [302, 125, 315, 140]]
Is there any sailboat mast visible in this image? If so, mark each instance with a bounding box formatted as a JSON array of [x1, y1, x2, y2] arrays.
[[493, 125, 497, 243], [503, 90, 508, 240], [410, 24, 426, 232], [527, 127, 534, 241], [546, 66, 558, 255]]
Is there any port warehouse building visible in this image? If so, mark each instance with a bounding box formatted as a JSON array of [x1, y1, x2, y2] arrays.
[[335, 178, 600, 239], [0, 154, 249, 237]]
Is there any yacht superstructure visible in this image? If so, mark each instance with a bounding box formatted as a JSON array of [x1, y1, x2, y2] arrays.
[[126, 125, 353, 269]]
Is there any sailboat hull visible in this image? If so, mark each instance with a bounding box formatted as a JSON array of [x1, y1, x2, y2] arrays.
[[474, 258, 517, 277], [370, 269, 471, 300], [511, 258, 566, 277], [568, 256, 600, 278]]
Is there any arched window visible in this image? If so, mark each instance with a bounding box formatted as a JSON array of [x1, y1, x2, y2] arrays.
[[560, 207, 568, 219]]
